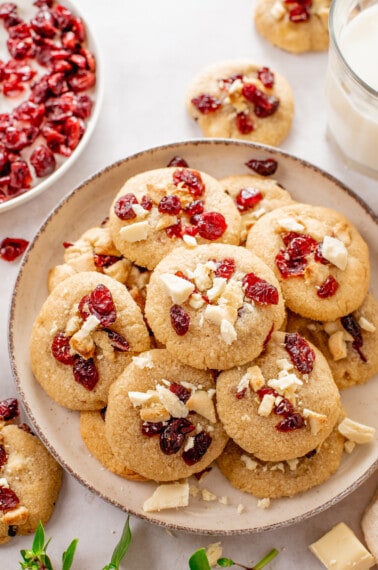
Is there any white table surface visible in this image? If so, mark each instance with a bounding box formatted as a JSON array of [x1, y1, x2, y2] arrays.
[[1, 0, 377, 568]]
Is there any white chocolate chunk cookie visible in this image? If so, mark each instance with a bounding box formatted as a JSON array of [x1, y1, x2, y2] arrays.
[[108, 167, 241, 270], [186, 60, 294, 146], [254, 0, 331, 54], [144, 243, 285, 370], [30, 272, 151, 410], [105, 349, 228, 481], [216, 331, 341, 462], [246, 203, 370, 321]]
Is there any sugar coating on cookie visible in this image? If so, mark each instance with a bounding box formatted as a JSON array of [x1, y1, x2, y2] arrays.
[[30, 272, 151, 410], [80, 410, 147, 481], [254, 0, 330, 54], [216, 331, 341, 462], [220, 174, 295, 243], [246, 203, 370, 321], [144, 243, 285, 370], [186, 60, 294, 146], [105, 349, 228, 481], [286, 293, 378, 390], [108, 167, 241, 270], [217, 420, 345, 499], [0, 424, 62, 544]]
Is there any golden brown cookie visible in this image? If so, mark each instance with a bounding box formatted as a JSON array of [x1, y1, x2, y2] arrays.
[[186, 60, 294, 146], [144, 244, 285, 370], [254, 0, 330, 54], [108, 167, 241, 270], [105, 349, 228, 481], [246, 203, 370, 321], [30, 272, 151, 410], [216, 331, 341, 462]]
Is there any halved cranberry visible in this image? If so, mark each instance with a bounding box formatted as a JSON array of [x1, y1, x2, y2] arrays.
[[197, 211, 227, 240], [191, 93, 222, 114], [242, 272, 279, 305], [0, 397, 19, 421], [182, 431, 212, 465], [215, 258, 236, 279], [160, 418, 195, 455], [0, 237, 28, 261], [235, 187, 263, 211], [170, 304, 190, 336], [173, 168, 205, 197], [317, 275, 339, 299], [51, 332, 75, 365], [158, 194, 181, 215], [114, 193, 138, 220], [73, 355, 98, 390], [284, 332, 315, 374]]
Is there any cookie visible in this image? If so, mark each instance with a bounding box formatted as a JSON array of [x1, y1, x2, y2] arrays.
[[215, 331, 341, 462], [186, 60, 294, 146], [217, 420, 345, 499], [254, 0, 330, 54], [105, 349, 228, 481], [30, 272, 151, 411], [144, 243, 285, 370], [0, 424, 62, 544], [286, 293, 378, 390], [108, 167, 241, 270], [246, 203, 370, 321], [362, 487, 378, 562], [220, 173, 294, 243], [80, 409, 147, 481]]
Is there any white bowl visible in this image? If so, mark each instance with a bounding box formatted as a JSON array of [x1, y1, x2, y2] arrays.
[[9, 139, 378, 535]]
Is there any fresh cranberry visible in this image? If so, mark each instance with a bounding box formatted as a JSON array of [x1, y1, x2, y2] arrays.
[[196, 211, 227, 240], [242, 272, 279, 305], [191, 93, 222, 114], [284, 332, 315, 374], [317, 275, 339, 299], [235, 187, 263, 211], [170, 304, 190, 336], [0, 236, 28, 260], [51, 332, 75, 365], [114, 193, 138, 220], [245, 158, 278, 176]]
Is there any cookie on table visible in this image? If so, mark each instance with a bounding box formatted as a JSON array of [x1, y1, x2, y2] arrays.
[[362, 487, 378, 562], [186, 59, 294, 146], [254, 0, 330, 54], [0, 424, 62, 544], [108, 167, 241, 270], [220, 173, 295, 243], [144, 243, 285, 371], [30, 272, 151, 411], [216, 331, 341, 462], [105, 349, 228, 482], [217, 419, 345, 499], [80, 409, 147, 481], [286, 293, 378, 390], [246, 203, 370, 322]]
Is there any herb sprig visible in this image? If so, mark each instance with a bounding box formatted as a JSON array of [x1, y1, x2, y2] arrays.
[[189, 546, 279, 570]]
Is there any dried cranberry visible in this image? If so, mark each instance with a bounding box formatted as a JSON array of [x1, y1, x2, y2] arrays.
[[51, 332, 75, 365], [30, 8, 57, 37], [158, 194, 181, 215], [257, 66, 275, 88], [284, 332, 315, 374], [103, 329, 129, 352], [215, 258, 236, 280], [167, 156, 189, 167], [0, 486, 19, 511], [114, 193, 138, 220], [169, 382, 191, 403], [241, 82, 257, 102], [184, 199, 204, 218], [274, 397, 295, 416], [242, 272, 279, 305], [235, 111, 254, 134], [317, 275, 339, 299], [245, 158, 278, 176], [160, 418, 195, 455], [276, 412, 305, 432], [30, 144, 56, 177], [165, 220, 183, 239], [191, 93, 222, 114], [289, 5, 310, 22], [314, 243, 329, 265], [182, 431, 212, 465], [93, 253, 121, 268], [173, 168, 205, 197], [235, 187, 263, 211], [86, 283, 117, 327], [0, 3, 17, 19], [170, 304, 190, 336], [257, 387, 278, 400], [341, 313, 367, 362], [263, 323, 274, 348], [73, 355, 98, 390], [275, 249, 307, 278], [13, 100, 45, 126], [0, 397, 19, 421], [141, 421, 165, 437], [0, 237, 28, 261], [0, 445, 7, 468], [196, 211, 227, 240], [140, 194, 152, 210]]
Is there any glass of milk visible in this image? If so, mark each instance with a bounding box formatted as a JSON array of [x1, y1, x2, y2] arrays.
[[326, 0, 378, 176]]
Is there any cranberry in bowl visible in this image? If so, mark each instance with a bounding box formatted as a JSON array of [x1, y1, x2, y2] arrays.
[[0, 0, 103, 213]]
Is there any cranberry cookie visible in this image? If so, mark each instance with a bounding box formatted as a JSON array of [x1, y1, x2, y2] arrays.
[[108, 167, 241, 270], [186, 60, 294, 146], [105, 349, 228, 481], [246, 203, 370, 321], [144, 244, 285, 370], [216, 331, 341, 462], [286, 293, 378, 390], [254, 0, 330, 54], [220, 173, 294, 243], [30, 272, 151, 410]]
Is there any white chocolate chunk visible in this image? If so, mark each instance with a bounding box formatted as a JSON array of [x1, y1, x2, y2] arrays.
[[321, 236, 348, 270], [156, 384, 189, 418], [220, 319, 237, 345], [270, 0, 286, 20], [248, 365, 266, 392], [267, 372, 303, 394], [204, 304, 237, 326], [2, 505, 29, 525], [337, 418, 376, 444], [120, 220, 149, 242], [128, 390, 157, 407], [258, 393, 276, 417], [278, 216, 305, 233], [159, 273, 195, 304], [302, 408, 328, 435], [132, 353, 154, 369], [193, 263, 213, 291], [207, 277, 227, 301], [237, 373, 250, 396], [257, 498, 270, 509], [206, 543, 223, 567], [143, 482, 189, 512], [131, 204, 149, 219], [183, 234, 197, 247], [240, 455, 259, 471], [359, 316, 376, 332], [186, 390, 217, 423], [328, 330, 348, 361], [309, 522, 376, 570]]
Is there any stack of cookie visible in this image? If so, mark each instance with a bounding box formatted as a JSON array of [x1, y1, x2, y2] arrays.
[[29, 164, 377, 505]]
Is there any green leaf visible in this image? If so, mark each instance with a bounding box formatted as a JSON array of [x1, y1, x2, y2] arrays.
[[253, 548, 279, 570], [217, 558, 235, 567], [102, 516, 132, 570], [62, 538, 79, 570], [32, 522, 45, 554], [188, 548, 211, 570]]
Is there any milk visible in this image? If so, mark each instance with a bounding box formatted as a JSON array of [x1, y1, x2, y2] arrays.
[[326, 2, 378, 174]]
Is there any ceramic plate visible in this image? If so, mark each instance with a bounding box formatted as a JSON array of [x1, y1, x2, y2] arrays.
[[9, 140, 378, 535], [0, 0, 103, 213]]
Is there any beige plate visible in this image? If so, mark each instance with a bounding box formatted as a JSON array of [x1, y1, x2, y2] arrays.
[[0, 0, 104, 213], [9, 139, 378, 535]]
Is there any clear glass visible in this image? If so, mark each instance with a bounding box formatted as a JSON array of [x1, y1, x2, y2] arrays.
[[325, 0, 378, 176]]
